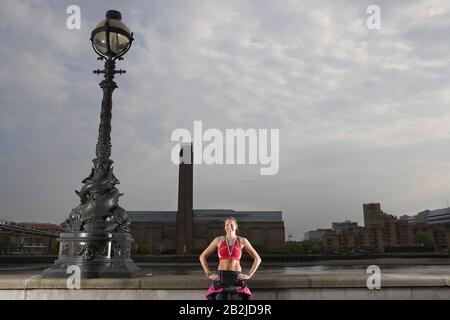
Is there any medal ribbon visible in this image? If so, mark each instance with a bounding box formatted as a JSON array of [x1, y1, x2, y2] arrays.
[[226, 236, 237, 259]]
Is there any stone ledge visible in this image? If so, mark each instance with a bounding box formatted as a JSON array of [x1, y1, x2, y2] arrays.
[[0, 273, 449, 290], [1, 288, 450, 300]]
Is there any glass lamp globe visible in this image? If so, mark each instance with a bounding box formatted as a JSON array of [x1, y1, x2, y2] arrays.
[[91, 10, 133, 59]]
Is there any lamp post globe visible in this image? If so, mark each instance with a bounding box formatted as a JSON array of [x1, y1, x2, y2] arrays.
[[42, 10, 140, 278], [91, 10, 133, 60]]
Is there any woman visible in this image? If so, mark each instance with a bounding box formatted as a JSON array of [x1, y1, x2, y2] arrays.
[[199, 217, 262, 300]]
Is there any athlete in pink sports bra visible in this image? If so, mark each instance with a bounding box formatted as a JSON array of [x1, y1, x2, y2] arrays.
[[218, 236, 242, 261], [199, 217, 262, 300]]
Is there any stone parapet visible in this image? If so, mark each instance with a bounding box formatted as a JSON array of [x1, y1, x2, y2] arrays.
[[0, 273, 449, 299]]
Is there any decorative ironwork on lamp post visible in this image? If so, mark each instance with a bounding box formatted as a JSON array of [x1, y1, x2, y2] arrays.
[[42, 10, 140, 278]]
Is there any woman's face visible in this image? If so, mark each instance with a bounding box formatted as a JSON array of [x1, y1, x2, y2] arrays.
[[224, 219, 237, 234]]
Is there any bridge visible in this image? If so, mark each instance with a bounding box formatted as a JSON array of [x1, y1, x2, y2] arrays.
[[0, 220, 61, 238]]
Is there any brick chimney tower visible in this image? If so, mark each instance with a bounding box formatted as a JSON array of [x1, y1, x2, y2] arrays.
[[176, 143, 193, 254]]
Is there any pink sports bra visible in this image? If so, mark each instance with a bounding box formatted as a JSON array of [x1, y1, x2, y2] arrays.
[[218, 236, 242, 260]]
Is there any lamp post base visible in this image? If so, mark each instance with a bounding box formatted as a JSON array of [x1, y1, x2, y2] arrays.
[[42, 232, 140, 278]]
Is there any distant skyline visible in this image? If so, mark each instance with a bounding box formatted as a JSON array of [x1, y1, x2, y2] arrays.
[[2, 1, 450, 242]]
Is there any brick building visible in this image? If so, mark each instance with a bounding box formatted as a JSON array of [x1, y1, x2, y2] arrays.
[[308, 203, 450, 253], [128, 144, 285, 254]]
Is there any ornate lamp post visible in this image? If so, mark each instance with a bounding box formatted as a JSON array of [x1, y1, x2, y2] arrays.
[[43, 10, 140, 278]]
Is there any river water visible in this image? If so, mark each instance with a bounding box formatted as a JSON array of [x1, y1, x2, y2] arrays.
[[0, 264, 449, 275]]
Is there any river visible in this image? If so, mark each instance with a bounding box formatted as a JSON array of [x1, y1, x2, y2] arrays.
[[0, 263, 449, 276]]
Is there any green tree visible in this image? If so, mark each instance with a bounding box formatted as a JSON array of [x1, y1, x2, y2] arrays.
[[279, 241, 319, 254], [50, 247, 59, 255], [361, 245, 376, 253], [251, 243, 268, 254], [340, 245, 355, 253], [49, 239, 59, 255], [321, 245, 337, 254], [414, 231, 436, 249], [299, 240, 315, 254], [137, 242, 152, 255], [0, 236, 11, 254], [281, 241, 301, 253]]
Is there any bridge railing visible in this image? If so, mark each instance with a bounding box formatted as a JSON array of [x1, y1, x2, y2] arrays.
[[0, 220, 61, 238]]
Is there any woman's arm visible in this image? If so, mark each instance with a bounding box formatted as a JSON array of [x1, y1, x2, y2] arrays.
[[199, 237, 220, 280], [238, 237, 262, 280]]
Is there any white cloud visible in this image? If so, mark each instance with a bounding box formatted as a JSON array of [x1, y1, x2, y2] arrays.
[[1, 0, 450, 238]]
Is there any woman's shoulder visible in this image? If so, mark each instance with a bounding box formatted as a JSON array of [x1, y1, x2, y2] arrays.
[[238, 236, 248, 244], [213, 236, 224, 244]]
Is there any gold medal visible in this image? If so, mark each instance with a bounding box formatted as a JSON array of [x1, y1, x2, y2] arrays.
[[226, 236, 237, 269]]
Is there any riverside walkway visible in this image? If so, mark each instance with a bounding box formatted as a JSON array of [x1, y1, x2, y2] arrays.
[[0, 273, 449, 300]]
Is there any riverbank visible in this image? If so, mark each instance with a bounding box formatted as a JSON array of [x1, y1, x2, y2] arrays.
[[268, 257, 450, 267], [0, 258, 449, 277], [1, 253, 449, 266], [134, 257, 450, 269]]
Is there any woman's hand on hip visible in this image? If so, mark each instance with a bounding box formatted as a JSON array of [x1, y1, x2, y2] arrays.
[[209, 273, 220, 281], [237, 273, 250, 280]]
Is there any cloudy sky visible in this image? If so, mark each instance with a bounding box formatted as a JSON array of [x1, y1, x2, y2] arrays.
[[2, 0, 450, 240]]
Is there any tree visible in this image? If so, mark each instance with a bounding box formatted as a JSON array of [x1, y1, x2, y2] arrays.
[[0, 236, 11, 254], [280, 241, 319, 254], [414, 231, 436, 249], [281, 241, 301, 253], [137, 242, 152, 255], [299, 240, 315, 254], [361, 245, 376, 253], [49, 239, 59, 255], [321, 245, 337, 254], [251, 243, 268, 254]]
